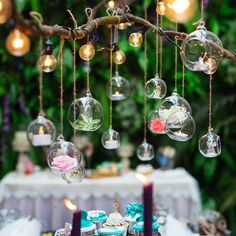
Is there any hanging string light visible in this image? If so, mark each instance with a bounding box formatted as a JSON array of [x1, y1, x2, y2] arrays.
[[47, 38, 82, 177], [6, 28, 31, 57], [102, 26, 120, 150], [199, 55, 221, 158], [27, 38, 56, 147], [129, 32, 143, 48], [156, 1, 166, 16], [79, 42, 95, 61], [137, 0, 154, 161], [0, 0, 12, 24]]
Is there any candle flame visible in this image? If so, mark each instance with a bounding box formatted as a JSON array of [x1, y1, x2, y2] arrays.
[[136, 173, 148, 184], [38, 126, 44, 135], [64, 198, 77, 211]]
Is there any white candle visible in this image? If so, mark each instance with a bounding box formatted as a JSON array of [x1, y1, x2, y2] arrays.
[[32, 126, 52, 146], [111, 92, 125, 100], [105, 140, 119, 149], [173, 131, 188, 138]]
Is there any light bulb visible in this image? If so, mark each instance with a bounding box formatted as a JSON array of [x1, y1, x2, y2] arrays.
[[171, 0, 190, 14], [156, 1, 166, 15], [107, 0, 115, 8], [79, 43, 95, 61], [129, 32, 143, 47], [39, 55, 57, 73], [0, 0, 12, 24], [113, 50, 126, 64], [6, 28, 30, 57], [117, 23, 128, 30]]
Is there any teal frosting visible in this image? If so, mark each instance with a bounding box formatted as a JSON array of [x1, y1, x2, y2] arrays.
[[132, 221, 159, 231], [81, 211, 93, 228], [89, 211, 107, 222], [136, 215, 157, 223], [125, 202, 144, 217], [97, 227, 125, 235]]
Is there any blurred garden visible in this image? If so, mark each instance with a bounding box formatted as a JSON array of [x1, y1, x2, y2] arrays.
[[0, 0, 236, 234]]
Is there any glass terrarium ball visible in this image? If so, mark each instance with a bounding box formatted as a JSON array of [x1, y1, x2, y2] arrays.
[[38, 54, 57, 73], [166, 109, 195, 141], [148, 110, 166, 134], [68, 91, 104, 131], [145, 75, 167, 99], [47, 137, 81, 174], [129, 32, 143, 47], [199, 131, 221, 158], [137, 142, 154, 161], [181, 25, 223, 73], [61, 165, 85, 184], [107, 71, 130, 101], [27, 115, 56, 147], [159, 92, 192, 122], [101, 128, 120, 150]]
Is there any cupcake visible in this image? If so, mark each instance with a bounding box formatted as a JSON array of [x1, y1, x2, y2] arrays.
[[88, 210, 107, 229], [103, 212, 129, 236], [81, 211, 96, 236], [97, 227, 125, 236], [132, 216, 159, 236], [124, 202, 144, 234]]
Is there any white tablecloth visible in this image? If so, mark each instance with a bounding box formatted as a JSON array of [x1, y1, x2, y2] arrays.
[[0, 168, 201, 231]]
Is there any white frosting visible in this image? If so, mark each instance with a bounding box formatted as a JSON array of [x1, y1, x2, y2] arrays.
[[136, 164, 153, 174], [88, 210, 106, 219], [105, 213, 126, 227], [81, 223, 96, 233]]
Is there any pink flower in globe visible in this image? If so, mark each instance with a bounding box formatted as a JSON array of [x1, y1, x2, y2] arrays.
[[150, 118, 166, 133], [51, 155, 78, 173]]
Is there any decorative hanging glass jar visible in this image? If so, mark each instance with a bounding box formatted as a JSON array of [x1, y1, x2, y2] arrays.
[[137, 142, 154, 161], [180, 23, 223, 74], [47, 136, 81, 174], [61, 165, 85, 183], [199, 130, 221, 158], [148, 110, 166, 134], [107, 71, 129, 101], [68, 91, 104, 131], [101, 128, 120, 149], [145, 75, 167, 99], [27, 115, 56, 147]]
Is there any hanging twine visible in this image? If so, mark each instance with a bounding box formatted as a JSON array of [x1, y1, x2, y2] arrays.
[[58, 38, 65, 136], [201, 0, 204, 22], [73, 40, 77, 136], [38, 67, 44, 116], [174, 22, 178, 92], [159, 15, 163, 79], [109, 27, 113, 128], [208, 72, 213, 131], [143, 0, 147, 142], [182, 62, 185, 97], [155, 1, 159, 76], [86, 36, 91, 92]]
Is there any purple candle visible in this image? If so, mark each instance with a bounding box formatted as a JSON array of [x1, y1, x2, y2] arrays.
[[143, 181, 153, 236], [71, 210, 81, 236]]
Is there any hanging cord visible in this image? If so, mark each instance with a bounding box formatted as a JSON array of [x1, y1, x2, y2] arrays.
[[159, 15, 163, 79], [109, 27, 113, 128], [201, 0, 204, 21], [73, 40, 77, 136], [86, 36, 90, 92], [208, 72, 212, 131], [155, 1, 159, 76], [58, 38, 65, 136], [182, 62, 185, 97], [115, 26, 119, 73], [38, 67, 44, 116], [174, 22, 178, 92], [143, 0, 147, 142]]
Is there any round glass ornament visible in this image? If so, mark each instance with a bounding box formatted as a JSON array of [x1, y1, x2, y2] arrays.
[[68, 91, 104, 131], [27, 115, 56, 147], [148, 110, 166, 134], [113, 50, 126, 64], [181, 24, 223, 73], [101, 128, 120, 149], [145, 75, 167, 99], [199, 131, 221, 158], [38, 55, 57, 73], [61, 165, 85, 184], [47, 136, 81, 174], [159, 92, 192, 122], [137, 142, 154, 161], [79, 43, 95, 61], [129, 32, 143, 47], [107, 71, 129, 101], [166, 109, 195, 141]]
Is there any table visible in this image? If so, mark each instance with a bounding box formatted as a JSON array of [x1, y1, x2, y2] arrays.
[[0, 168, 201, 231]]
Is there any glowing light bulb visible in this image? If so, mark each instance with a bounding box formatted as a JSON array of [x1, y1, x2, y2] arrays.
[[6, 28, 30, 57], [0, 0, 12, 24], [79, 43, 95, 61], [113, 50, 126, 64], [129, 32, 143, 47], [117, 23, 128, 30], [171, 0, 190, 14], [107, 0, 115, 8], [156, 1, 166, 15], [39, 55, 57, 73]]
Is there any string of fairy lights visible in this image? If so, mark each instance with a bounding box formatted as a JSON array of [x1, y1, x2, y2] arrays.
[[1, 0, 223, 183]]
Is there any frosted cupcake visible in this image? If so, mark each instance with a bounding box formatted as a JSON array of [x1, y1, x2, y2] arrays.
[[88, 210, 107, 230], [103, 212, 129, 236], [81, 211, 96, 236], [124, 202, 144, 234], [97, 227, 125, 236]]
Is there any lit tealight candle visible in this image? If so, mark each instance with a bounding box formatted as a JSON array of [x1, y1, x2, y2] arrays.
[[111, 91, 125, 100], [32, 126, 52, 146]]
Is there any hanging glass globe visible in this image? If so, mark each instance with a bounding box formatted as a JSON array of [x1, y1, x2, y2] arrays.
[[27, 114, 56, 147], [137, 142, 154, 161], [107, 71, 129, 101], [101, 128, 120, 149], [145, 75, 167, 99], [148, 110, 166, 134], [47, 136, 81, 174], [159, 91, 192, 122], [199, 131, 221, 158], [61, 165, 85, 184], [68, 91, 104, 131], [166, 109, 195, 141], [181, 24, 223, 73]]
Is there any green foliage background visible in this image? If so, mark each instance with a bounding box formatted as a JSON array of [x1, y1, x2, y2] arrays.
[[0, 0, 236, 233]]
